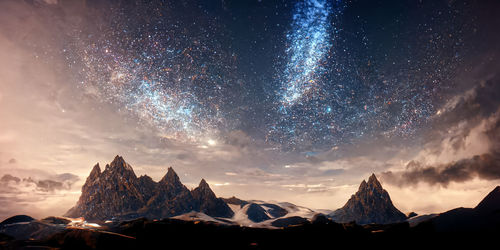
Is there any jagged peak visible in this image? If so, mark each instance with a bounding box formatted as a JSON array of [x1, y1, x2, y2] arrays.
[[110, 155, 125, 167], [198, 179, 209, 188], [89, 163, 101, 177], [108, 155, 134, 172], [367, 173, 382, 189], [358, 180, 367, 191], [160, 167, 181, 185], [193, 178, 216, 198], [334, 174, 406, 224]]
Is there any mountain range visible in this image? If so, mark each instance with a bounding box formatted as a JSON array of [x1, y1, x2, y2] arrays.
[[1, 155, 499, 248], [64, 155, 409, 226], [65, 155, 233, 221]]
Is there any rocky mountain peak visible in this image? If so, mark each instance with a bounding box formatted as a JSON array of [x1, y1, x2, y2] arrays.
[[193, 179, 216, 199], [191, 179, 233, 218], [199, 178, 208, 187], [329, 174, 406, 224], [367, 173, 382, 188], [107, 155, 135, 174], [198, 179, 210, 190], [112, 154, 125, 163], [88, 163, 101, 179], [65, 156, 145, 220], [160, 167, 182, 185], [358, 180, 367, 191]]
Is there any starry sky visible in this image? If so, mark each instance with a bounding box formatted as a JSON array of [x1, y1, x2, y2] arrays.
[[1, 0, 500, 220]]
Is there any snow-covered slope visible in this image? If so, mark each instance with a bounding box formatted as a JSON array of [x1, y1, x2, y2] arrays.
[[174, 199, 322, 229]]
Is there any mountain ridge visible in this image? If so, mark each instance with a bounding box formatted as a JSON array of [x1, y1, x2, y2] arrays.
[[66, 155, 232, 221]]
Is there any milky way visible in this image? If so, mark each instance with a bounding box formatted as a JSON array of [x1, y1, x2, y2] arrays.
[[264, 0, 469, 151], [62, 0, 472, 152], [279, 0, 338, 107], [66, 1, 239, 142]]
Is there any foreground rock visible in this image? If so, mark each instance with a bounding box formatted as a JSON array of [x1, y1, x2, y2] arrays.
[[0, 218, 64, 241], [0, 215, 34, 226]]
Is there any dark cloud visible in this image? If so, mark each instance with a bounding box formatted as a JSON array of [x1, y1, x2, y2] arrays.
[[0, 174, 20, 183], [381, 153, 500, 187], [382, 106, 500, 187]]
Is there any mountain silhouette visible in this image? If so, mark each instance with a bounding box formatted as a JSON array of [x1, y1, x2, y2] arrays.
[[419, 185, 500, 232]]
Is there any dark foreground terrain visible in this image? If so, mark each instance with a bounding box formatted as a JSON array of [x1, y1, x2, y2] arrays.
[[1, 215, 498, 250]]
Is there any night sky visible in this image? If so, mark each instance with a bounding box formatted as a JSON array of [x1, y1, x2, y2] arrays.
[[1, 0, 500, 220], [67, 0, 473, 150]]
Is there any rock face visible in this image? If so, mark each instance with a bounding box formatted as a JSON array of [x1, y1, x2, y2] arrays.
[[66, 155, 232, 221], [246, 203, 271, 222], [261, 203, 288, 218], [191, 179, 234, 218], [329, 174, 406, 224], [137, 175, 158, 203], [142, 167, 196, 219], [65, 156, 146, 220]]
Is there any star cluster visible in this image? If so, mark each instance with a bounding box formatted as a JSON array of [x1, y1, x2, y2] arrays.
[[65, 1, 239, 142], [278, 0, 339, 107], [60, 0, 473, 152], [265, 0, 470, 151]]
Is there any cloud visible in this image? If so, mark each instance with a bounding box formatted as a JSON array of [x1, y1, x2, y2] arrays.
[[381, 106, 500, 187], [0, 172, 80, 192], [432, 73, 500, 129], [384, 179, 497, 215], [381, 153, 500, 187], [416, 111, 496, 166], [0, 172, 81, 220]]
